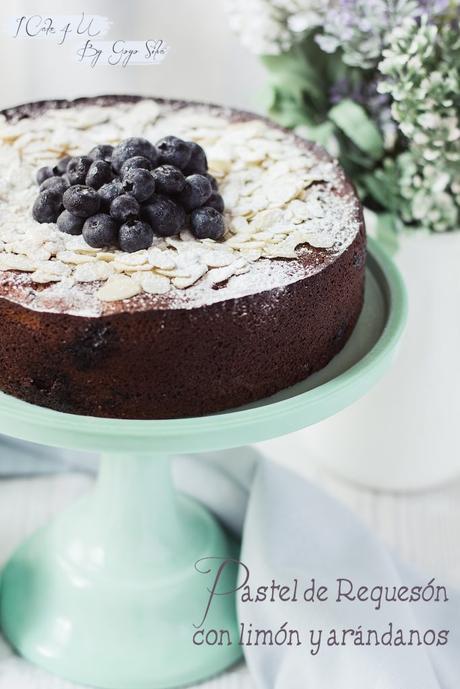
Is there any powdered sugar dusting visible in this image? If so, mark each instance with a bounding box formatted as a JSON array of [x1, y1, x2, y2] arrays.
[[0, 98, 361, 315]]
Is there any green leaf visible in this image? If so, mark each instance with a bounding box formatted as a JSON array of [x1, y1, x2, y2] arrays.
[[328, 99, 384, 160], [262, 39, 331, 114], [257, 83, 278, 112], [375, 213, 400, 255], [297, 121, 336, 147], [337, 135, 378, 171], [267, 84, 320, 128], [362, 164, 401, 213]]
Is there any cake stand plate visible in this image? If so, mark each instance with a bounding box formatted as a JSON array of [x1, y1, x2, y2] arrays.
[[0, 238, 406, 689]]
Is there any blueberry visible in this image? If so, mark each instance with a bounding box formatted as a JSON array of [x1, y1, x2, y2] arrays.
[[156, 136, 192, 170], [151, 165, 186, 195], [112, 137, 158, 173], [88, 144, 114, 162], [120, 156, 152, 175], [122, 168, 155, 202], [142, 196, 186, 237], [177, 174, 213, 211], [98, 180, 123, 211], [32, 190, 63, 224], [57, 210, 85, 235], [205, 173, 218, 191], [183, 142, 208, 175], [86, 160, 114, 189], [82, 214, 118, 248], [206, 192, 225, 213], [66, 156, 93, 185], [110, 194, 140, 224], [119, 220, 154, 253], [36, 166, 55, 186], [39, 176, 69, 195], [53, 155, 71, 176], [63, 185, 101, 218], [190, 207, 225, 240]]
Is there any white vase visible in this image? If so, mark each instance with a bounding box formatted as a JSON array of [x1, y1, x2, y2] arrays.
[[287, 231, 460, 491]]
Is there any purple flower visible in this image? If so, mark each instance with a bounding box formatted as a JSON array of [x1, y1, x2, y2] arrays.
[[418, 0, 450, 14], [317, 0, 452, 68]]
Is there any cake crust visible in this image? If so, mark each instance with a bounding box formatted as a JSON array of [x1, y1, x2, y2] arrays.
[[0, 96, 366, 419]]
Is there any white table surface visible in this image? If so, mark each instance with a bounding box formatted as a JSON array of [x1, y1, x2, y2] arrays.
[[0, 446, 459, 689]]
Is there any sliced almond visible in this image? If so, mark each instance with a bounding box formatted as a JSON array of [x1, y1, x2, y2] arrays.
[[288, 199, 310, 221], [303, 233, 336, 249], [97, 275, 141, 302], [30, 270, 64, 284], [207, 259, 247, 285], [172, 264, 207, 289], [203, 249, 235, 268], [148, 248, 176, 270], [115, 250, 148, 266], [138, 273, 170, 295], [0, 254, 36, 272], [57, 251, 98, 265], [74, 262, 113, 283], [113, 262, 152, 273], [30, 260, 70, 283], [96, 252, 116, 262]]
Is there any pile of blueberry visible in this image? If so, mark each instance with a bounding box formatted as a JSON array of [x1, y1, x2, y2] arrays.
[[32, 136, 226, 252]]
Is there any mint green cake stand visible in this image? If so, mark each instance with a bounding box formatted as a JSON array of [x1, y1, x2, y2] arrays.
[[0, 238, 406, 689]]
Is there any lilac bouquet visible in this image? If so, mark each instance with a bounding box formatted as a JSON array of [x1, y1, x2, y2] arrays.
[[226, 1, 460, 237]]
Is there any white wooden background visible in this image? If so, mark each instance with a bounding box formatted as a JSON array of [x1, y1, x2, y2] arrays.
[[1, 445, 459, 689]]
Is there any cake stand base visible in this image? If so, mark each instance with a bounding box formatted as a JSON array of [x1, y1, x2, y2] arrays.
[[1, 453, 241, 689], [0, 239, 407, 688]]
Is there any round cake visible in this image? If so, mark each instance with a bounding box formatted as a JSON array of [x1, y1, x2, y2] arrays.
[[0, 96, 366, 419]]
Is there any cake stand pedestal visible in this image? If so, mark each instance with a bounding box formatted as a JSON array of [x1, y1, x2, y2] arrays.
[[0, 238, 406, 689]]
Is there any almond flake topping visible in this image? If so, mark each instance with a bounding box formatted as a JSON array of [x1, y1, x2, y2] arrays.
[[0, 99, 359, 311], [96, 275, 141, 302]]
